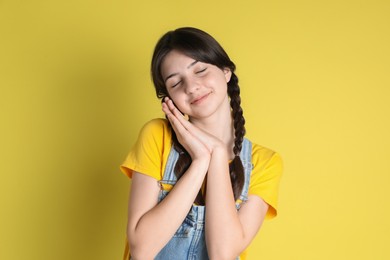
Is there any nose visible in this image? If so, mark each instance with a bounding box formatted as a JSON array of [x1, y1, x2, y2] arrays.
[[184, 77, 200, 94]]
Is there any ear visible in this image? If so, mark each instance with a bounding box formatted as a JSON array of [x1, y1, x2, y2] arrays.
[[223, 68, 232, 83]]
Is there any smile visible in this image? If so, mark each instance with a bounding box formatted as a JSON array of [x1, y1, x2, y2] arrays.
[[191, 93, 211, 105]]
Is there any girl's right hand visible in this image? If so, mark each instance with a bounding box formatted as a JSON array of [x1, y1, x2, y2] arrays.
[[162, 97, 211, 163]]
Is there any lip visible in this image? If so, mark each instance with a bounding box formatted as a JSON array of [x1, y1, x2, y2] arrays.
[[191, 93, 211, 105]]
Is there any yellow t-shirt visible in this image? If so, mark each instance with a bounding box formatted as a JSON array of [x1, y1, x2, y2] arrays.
[[121, 118, 283, 219]]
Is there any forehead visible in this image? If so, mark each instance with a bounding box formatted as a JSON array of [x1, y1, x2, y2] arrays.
[[161, 50, 197, 74]]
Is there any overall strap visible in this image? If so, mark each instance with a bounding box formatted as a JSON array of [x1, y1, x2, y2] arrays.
[[161, 139, 252, 202], [238, 138, 253, 202], [160, 145, 179, 183]]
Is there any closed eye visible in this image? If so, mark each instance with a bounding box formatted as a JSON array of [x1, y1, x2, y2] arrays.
[[196, 68, 207, 74], [171, 80, 181, 88]]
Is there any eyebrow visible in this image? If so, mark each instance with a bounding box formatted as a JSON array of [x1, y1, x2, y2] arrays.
[[164, 60, 199, 83]]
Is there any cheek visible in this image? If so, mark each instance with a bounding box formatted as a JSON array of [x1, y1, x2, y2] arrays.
[[167, 89, 178, 100], [208, 75, 228, 90], [207, 70, 228, 85], [168, 92, 185, 109]]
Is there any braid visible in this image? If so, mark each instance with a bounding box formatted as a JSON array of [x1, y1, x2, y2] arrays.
[[151, 27, 248, 204], [165, 73, 245, 204], [227, 72, 246, 201]]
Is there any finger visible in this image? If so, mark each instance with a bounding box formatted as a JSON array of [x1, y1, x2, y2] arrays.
[[162, 102, 186, 132], [165, 99, 193, 129], [162, 102, 191, 138], [162, 103, 180, 130], [162, 99, 213, 156], [162, 98, 182, 121], [166, 99, 184, 118], [163, 99, 218, 151], [162, 101, 173, 117]]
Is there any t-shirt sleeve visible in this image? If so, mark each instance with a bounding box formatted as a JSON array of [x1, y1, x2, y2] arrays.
[[248, 146, 283, 220], [120, 118, 169, 180]]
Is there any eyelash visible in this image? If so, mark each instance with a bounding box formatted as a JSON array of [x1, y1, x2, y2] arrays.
[[171, 81, 181, 88], [170, 67, 207, 88], [196, 68, 207, 74]]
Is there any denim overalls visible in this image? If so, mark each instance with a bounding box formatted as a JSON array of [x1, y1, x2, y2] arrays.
[[154, 138, 253, 260]]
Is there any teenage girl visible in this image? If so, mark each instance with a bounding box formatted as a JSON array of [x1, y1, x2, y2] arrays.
[[121, 27, 283, 260]]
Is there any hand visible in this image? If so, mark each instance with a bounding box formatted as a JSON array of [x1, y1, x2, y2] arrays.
[[162, 97, 225, 152], [162, 97, 212, 162]]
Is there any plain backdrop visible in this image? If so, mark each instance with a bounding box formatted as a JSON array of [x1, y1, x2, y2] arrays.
[[1, 0, 389, 259]]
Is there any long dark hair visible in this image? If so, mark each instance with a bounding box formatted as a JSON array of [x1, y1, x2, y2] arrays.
[[151, 27, 246, 203]]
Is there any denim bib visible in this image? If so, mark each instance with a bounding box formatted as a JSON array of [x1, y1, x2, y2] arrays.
[[155, 138, 253, 260]]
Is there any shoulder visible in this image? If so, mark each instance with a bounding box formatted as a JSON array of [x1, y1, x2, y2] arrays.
[[248, 140, 283, 190], [140, 118, 170, 133], [120, 118, 172, 180], [250, 141, 282, 168], [138, 118, 172, 141], [252, 142, 281, 165], [246, 140, 283, 219]]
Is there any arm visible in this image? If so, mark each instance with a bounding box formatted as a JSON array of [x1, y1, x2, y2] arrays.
[[127, 158, 208, 259], [162, 97, 270, 259], [205, 146, 269, 259], [127, 99, 212, 259]]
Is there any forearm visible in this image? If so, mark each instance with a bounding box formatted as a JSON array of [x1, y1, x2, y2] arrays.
[[205, 148, 246, 259], [129, 159, 209, 259]]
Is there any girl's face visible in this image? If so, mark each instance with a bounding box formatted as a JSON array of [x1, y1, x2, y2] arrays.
[[161, 50, 232, 120]]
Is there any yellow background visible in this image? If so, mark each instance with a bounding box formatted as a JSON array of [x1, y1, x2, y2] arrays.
[[1, 0, 389, 259]]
